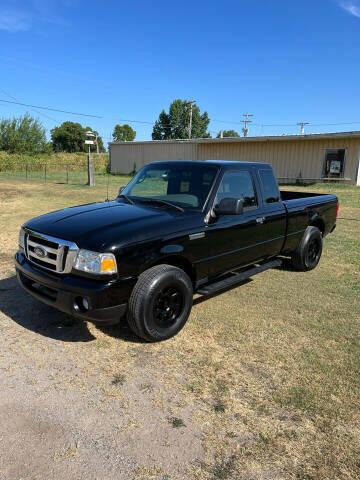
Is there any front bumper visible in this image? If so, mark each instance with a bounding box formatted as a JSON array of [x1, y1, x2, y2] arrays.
[[15, 252, 135, 325]]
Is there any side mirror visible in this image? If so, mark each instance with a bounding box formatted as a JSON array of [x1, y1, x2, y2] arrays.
[[118, 186, 125, 195], [214, 198, 244, 216]]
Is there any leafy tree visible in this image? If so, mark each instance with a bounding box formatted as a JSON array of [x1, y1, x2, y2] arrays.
[[152, 99, 211, 140], [152, 110, 171, 140], [51, 121, 85, 153], [0, 114, 49, 154], [51, 122, 105, 153], [216, 129, 240, 138], [113, 124, 136, 142]]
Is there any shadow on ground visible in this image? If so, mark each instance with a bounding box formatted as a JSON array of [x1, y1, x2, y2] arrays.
[[273, 258, 298, 272], [0, 276, 142, 344]]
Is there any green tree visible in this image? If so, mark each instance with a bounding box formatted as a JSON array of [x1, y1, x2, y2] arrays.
[[51, 122, 105, 153], [152, 99, 211, 140], [216, 129, 240, 138], [152, 110, 171, 140], [0, 114, 49, 154], [113, 124, 136, 142], [51, 121, 85, 153]]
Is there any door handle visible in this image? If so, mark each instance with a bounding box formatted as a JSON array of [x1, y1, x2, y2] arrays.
[[256, 217, 266, 224]]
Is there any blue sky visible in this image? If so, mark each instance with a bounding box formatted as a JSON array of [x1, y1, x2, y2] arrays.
[[1, 0, 360, 143]]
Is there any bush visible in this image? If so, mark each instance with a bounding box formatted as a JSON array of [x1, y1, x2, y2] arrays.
[[0, 152, 109, 173]]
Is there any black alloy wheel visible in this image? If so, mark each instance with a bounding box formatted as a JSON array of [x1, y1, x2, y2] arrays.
[[153, 286, 184, 328]]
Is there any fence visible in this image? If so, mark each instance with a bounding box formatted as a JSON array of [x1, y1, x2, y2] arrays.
[[0, 161, 109, 185]]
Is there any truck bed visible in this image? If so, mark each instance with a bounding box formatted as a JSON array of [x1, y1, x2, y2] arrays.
[[279, 190, 338, 255], [280, 190, 332, 201]]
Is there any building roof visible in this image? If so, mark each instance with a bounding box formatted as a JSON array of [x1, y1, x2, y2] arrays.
[[109, 130, 360, 146]]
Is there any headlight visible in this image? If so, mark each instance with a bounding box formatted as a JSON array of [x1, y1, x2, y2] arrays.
[[74, 249, 117, 275], [18, 227, 25, 250]]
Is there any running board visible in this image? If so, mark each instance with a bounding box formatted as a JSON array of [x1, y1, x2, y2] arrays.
[[197, 259, 282, 295]]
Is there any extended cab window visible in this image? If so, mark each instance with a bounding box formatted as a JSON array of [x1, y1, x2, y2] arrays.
[[123, 164, 219, 210], [259, 169, 280, 203], [215, 170, 258, 210]]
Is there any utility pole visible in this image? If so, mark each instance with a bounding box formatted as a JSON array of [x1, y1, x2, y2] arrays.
[[241, 113, 253, 137], [297, 122, 309, 135], [188, 100, 196, 139]]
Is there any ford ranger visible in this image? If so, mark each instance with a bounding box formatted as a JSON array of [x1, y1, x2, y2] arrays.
[[15, 161, 338, 341]]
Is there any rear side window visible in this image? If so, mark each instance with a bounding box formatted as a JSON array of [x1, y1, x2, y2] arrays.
[[259, 169, 280, 203], [216, 170, 258, 209]]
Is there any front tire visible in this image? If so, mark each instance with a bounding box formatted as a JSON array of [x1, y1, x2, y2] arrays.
[[291, 226, 323, 271], [127, 264, 193, 342]]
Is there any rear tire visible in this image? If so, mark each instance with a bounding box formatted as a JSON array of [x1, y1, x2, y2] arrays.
[[127, 264, 193, 342], [291, 226, 323, 271]]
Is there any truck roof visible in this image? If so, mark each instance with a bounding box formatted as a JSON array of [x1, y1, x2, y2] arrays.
[[149, 160, 272, 168]]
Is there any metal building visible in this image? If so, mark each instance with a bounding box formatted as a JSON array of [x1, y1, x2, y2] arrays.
[[109, 131, 360, 185]]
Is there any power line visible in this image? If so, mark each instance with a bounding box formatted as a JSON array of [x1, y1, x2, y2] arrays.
[[0, 87, 61, 125], [0, 98, 102, 118], [2, 96, 360, 137]]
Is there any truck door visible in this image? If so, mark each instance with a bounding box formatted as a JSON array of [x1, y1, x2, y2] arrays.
[[205, 168, 266, 277], [256, 168, 287, 258]]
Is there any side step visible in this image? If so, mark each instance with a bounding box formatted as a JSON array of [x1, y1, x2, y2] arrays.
[[197, 259, 282, 295]]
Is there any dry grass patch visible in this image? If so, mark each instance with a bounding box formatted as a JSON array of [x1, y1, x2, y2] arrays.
[[0, 179, 358, 479]]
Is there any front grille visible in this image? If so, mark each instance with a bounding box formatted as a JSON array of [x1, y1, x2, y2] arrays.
[[24, 229, 79, 274]]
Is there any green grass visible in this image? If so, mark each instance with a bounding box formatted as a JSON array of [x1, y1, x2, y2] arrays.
[[168, 417, 186, 428], [0, 180, 359, 479], [111, 374, 126, 386]]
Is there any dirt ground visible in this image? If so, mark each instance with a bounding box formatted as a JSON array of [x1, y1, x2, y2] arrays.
[[0, 178, 359, 480], [0, 275, 206, 480]]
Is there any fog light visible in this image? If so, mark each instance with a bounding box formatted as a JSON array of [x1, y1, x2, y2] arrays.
[[73, 296, 89, 313]]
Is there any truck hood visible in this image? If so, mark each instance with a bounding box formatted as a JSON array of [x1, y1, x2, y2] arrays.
[[24, 200, 201, 251]]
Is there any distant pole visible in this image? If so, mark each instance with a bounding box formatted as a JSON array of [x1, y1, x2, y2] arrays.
[[188, 100, 196, 139], [87, 146, 95, 187], [85, 131, 96, 187], [241, 113, 253, 137], [44, 164, 47, 183], [297, 122, 309, 135], [66, 164, 69, 184]]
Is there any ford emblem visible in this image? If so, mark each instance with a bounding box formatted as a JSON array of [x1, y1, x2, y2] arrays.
[[34, 246, 47, 258]]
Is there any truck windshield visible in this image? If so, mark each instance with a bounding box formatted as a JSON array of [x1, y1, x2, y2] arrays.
[[121, 163, 219, 210]]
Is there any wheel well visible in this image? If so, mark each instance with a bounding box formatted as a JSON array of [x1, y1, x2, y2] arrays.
[[147, 256, 196, 285], [310, 218, 325, 235]]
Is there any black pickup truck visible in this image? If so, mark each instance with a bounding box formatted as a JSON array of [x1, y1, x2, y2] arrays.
[[15, 161, 338, 341]]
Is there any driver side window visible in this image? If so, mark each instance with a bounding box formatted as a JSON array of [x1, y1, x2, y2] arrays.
[[216, 170, 258, 210]]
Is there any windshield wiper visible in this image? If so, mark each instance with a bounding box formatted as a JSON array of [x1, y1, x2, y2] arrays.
[[138, 198, 184, 212], [118, 194, 135, 205]]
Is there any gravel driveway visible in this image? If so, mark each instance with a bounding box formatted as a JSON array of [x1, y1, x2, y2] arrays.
[[0, 275, 203, 480]]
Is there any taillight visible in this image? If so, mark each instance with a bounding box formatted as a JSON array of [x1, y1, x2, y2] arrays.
[[335, 201, 340, 219]]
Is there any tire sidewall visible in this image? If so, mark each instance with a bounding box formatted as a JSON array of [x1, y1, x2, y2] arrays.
[[301, 227, 323, 270], [139, 268, 193, 341]]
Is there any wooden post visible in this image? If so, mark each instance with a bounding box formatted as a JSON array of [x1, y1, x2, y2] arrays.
[[25, 164, 28, 180], [44, 164, 47, 183], [66, 165, 69, 184], [87, 153, 95, 187]]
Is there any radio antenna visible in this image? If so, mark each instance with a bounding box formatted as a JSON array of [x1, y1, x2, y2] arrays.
[[106, 170, 110, 202]]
